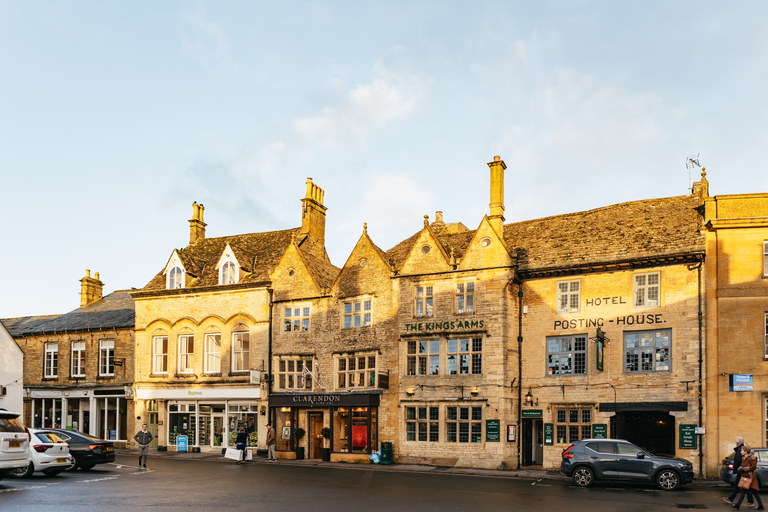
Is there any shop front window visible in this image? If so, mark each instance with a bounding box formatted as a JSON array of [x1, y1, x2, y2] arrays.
[[276, 408, 293, 451], [228, 405, 257, 446], [93, 397, 127, 441], [331, 406, 377, 454], [333, 407, 349, 452]]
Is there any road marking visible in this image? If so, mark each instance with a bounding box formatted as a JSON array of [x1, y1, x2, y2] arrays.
[[80, 476, 119, 483], [0, 488, 23, 494]]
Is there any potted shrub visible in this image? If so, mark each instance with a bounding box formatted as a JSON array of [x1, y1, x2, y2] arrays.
[[293, 427, 306, 460], [320, 428, 331, 462]]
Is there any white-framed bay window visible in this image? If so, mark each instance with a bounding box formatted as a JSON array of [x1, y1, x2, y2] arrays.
[[99, 339, 114, 376], [204, 333, 221, 373], [71, 340, 85, 378], [44, 342, 58, 378]]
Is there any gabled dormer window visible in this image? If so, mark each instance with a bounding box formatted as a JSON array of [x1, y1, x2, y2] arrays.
[[216, 244, 240, 285], [164, 252, 186, 290]]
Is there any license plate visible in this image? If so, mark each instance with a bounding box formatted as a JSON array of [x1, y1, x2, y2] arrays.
[[105, 446, 113, 452], [56, 458, 68, 463], [8, 441, 20, 448]]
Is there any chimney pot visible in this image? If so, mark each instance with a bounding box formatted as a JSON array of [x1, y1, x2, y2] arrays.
[[494, 155, 501, 162]]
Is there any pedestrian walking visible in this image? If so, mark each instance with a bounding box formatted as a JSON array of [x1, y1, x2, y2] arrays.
[[266, 424, 276, 462], [235, 426, 249, 464], [725, 436, 754, 506], [134, 423, 153, 469], [731, 444, 765, 510]]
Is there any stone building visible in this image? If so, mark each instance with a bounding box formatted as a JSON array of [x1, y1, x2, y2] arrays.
[[703, 182, 768, 477], [3, 271, 136, 443], [0, 319, 24, 414]]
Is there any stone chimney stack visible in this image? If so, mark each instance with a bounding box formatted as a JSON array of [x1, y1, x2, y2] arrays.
[[301, 178, 328, 259], [80, 269, 103, 308], [487, 155, 506, 235], [189, 202, 207, 244]]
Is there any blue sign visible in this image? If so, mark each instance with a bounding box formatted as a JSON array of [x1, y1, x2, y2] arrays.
[[177, 435, 188, 452], [109, 429, 117, 440], [730, 374, 753, 392]]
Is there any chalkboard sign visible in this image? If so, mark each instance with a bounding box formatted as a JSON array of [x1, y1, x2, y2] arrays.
[[544, 423, 554, 445], [486, 420, 500, 442], [679, 424, 697, 449]]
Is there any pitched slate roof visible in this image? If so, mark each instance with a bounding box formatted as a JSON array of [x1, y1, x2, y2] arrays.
[[2, 290, 135, 336], [301, 249, 340, 291], [386, 194, 704, 274]]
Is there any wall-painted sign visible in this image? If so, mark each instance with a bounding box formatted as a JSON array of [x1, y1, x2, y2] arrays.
[[592, 424, 608, 439], [730, 374, 753, 392], [554, 314, 665, 330], [177, 435, 188, 452], [585, 297, 627, 307], [679, 424, 697, 449], [544, 423, 554, 446], [486, 420, 500, 442], [404, 320, 485, 332], [521, 409, 542, 418]]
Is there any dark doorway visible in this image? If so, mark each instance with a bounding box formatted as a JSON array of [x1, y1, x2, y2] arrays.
[[611, 411, 675, 456], [522, 418, 543, 466], [309, 412, 324, 460]]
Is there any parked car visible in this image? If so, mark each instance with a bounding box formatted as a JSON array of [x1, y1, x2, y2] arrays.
[[721, 447, 768, 488], [42, 429, 115, 470], [11, 429, 72, 478], [0, 410, 31, 480], [560, 438, 695, 491]]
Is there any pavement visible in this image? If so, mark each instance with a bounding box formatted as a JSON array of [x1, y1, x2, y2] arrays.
[[115, 448, 727, 487]]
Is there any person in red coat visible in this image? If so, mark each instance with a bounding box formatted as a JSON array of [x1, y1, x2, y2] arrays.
[[732, 445, 765, 510]]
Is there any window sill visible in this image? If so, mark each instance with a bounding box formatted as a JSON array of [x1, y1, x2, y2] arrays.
[[42, 377, 58, 381], [203, 373, 223, 377], [96, 375, 115, 380], [175, 373, 196, 378], [150, 373, 169, 378], [228, 371, 249, 377]]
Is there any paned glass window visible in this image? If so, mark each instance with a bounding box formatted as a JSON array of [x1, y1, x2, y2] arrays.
[[406, 406, 439, 442], [204, 333, 221, 373], [168, 266, 184, 289], [765, 312, 768, 359], [547, 335, 588, 376], [556, 280, 581, 314], [634, 272, 660, 307], [99, 339, 114, 377], [44, 342, 58, 378], [764, 241, 768, 277], [446, 406, 482, 443], [153, 336, 168, 374], [337, 354, 376, 389], [71, 340, 85, 378], [555, 407, 592, 444], [277, 358, 313, 390], [456, 282, 475, 313], [624, 329, 671, 373], [232, 332, 249, 372], [415, 285, 434, 317], [343, 299, 372, 329], [447, 338, 482, 375], [284, 305, 311, 332], [220, 260, 237, 285], [406, 340, 439, 376], [178, 335, 194, 374]]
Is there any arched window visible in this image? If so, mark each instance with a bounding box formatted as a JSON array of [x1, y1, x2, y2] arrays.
[[221, 261, 237, 285], [168, 266, 184, 289]]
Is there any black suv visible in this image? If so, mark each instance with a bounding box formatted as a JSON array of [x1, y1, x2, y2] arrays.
[[561, 439, 694, 490]]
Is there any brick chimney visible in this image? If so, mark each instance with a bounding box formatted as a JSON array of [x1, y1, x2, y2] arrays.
[[300, 178, 327, 259], [189, 202, 207, 244], [487, 155, 506, 235], [80, 269, 103, 308]]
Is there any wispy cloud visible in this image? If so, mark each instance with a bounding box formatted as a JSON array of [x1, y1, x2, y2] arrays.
[[182, 1, 234, 71]]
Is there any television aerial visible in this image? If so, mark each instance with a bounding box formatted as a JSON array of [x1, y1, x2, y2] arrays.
[[686, 154, 701, 193]]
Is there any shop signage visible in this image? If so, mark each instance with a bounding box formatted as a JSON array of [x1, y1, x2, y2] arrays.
[[250, 370, 261, 385], [544, 423, 554, 445], [521, 409, 542, 418], [679, 424, 697, 449], [730, 374, 753, 392], [592, 424, 608, 439], [135, 387, 261, 400], [177, 435, 188, 452], [404, 319, 485, 332], [270, 393, 380, 408], [554, 314, 665, 330], [485, 420, 500, 442], [30, 390, 63, 398]]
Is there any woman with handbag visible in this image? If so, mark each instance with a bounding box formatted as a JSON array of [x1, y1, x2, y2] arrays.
[[732, 445, 765, 510]]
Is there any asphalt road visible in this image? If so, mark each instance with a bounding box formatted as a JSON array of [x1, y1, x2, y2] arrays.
[[0, 455, 731, 512]]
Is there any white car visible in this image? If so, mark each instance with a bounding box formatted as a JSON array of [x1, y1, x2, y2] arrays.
[[0, 410, 30, 480], [11, 429, 72, 478]]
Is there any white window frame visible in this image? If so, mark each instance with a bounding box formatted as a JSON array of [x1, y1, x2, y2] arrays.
[[456, 282, 475, 314], [153, 335, 168, 374], [447, 338, 482, 375], [415, 285, 434, 317], [634, 271, 660, 308], [178, 335, 194, 374], [556, 279, 581, 314], [204, 333, 221, 373], [44, 342, 58, 378], [336, 353, 377, 389], [231, 331, 249, 372], [283, 304, 311, 332], [277, 357, 314, 390], [407, 340, 439, 376], [764, 241, 768, 277], [547, 335, 588, 376], [343, 298, 372, 329], [446, 406, 482, 443], [71, 340, 85, 378], [406, 406, 439, 442], [764, 312, 768, 359], [624, 329, 671, 373], [220, 260, 238, 285], [99, 339, 114, 377]]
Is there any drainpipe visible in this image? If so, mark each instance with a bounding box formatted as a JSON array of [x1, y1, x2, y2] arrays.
[[268, 288, 274, 426], [514, 275, 523, 469], [697, 259, 704, 479]]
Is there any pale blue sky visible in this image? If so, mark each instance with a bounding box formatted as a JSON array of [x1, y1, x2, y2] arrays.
[[1, 1, 767, 318]]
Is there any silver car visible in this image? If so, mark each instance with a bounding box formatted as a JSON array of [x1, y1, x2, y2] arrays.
[[0, 410, 31, 480]]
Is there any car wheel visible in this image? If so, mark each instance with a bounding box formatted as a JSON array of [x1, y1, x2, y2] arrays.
[[656, 469, 680, 491], [11, 462, 34, 478], [80, 463, 95, 470], [69, 454, 81, 471], [573, 466, 594, 487], [42, 468, 64, 477]]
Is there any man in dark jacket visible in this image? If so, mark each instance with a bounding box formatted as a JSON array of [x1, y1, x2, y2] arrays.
[[725, 436, 754, 505], [134, 423, 153, 469], [235, 426, 249, 464]]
